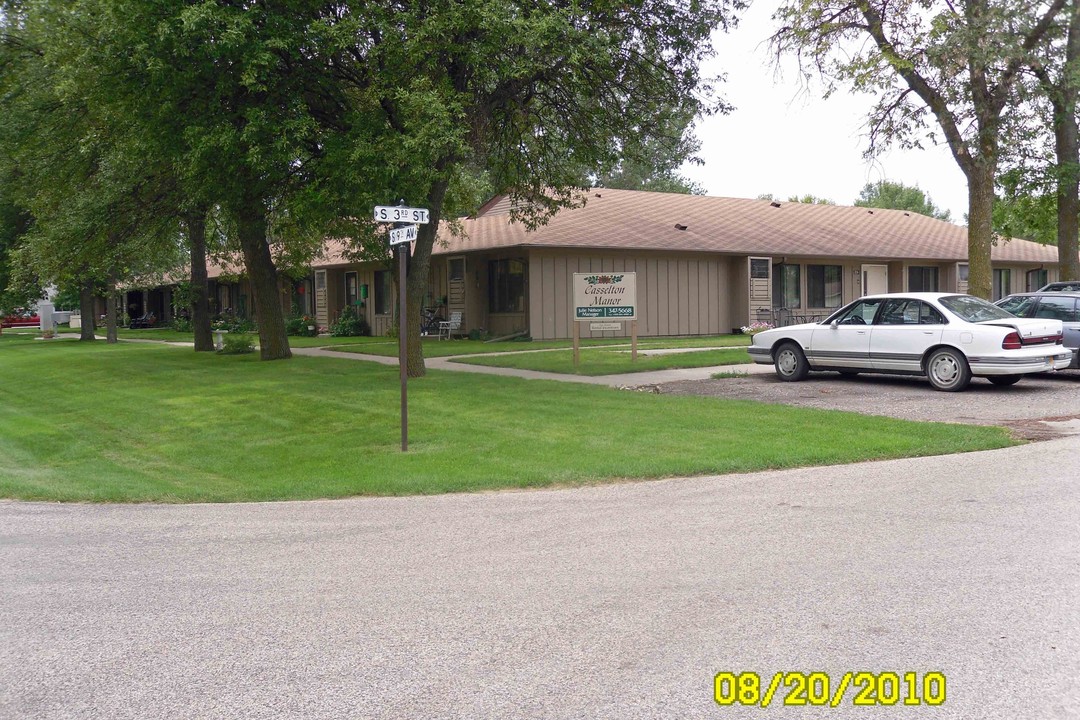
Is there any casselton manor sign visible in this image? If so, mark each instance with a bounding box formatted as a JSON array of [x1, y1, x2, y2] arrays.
[[572, 272, 637, 320]]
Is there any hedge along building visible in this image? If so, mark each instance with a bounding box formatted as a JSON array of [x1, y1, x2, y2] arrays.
[[206, 188, 1069, 339]]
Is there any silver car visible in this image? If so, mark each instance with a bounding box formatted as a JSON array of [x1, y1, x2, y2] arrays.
[[996, 292, 1080, 368], [1038, 281, 1080, 292]]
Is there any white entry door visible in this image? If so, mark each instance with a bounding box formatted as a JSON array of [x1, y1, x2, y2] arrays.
[[862, 264, 888, 295]]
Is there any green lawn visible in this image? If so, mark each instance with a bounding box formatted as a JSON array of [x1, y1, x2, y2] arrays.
[[0, 333, 1015, 502], [450, 347, 754, 374]]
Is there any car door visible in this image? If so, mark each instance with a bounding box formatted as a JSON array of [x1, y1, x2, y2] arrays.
[[869, 299, 945, 372], [807, 298, 885, 369], [1033, 296, 1080, 363]]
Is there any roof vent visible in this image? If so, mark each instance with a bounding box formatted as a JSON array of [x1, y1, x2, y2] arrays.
[[594, 193, 602, 198], [903, 212, 910, 216], [770, 201, 781, 208], [867, 210, 874, 214], [674, 224, 688, 231]]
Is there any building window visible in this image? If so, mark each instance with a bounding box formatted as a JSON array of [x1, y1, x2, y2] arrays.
[[993, 268, 1011, 300], [488, 259, 526, 313], [449, 257, 465, 281], [958, 264, 969, 283], [772, 263, 801, 309], [374, 270, 392, 315], [1026, 268, 1048, 292], [807, 265, 842, 308], [908, 266, 939, 292], [345, 272, 358, 309]]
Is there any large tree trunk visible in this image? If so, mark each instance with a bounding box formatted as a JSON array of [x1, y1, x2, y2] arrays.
[[186, 209, 214, 352], [105, 270, 118, 343], [404, 177, 452, 378], [1056, 111, 1080, 280], [236, 200, 291, 360], [965, 162, 996, 299], [1054, 2, 1080, 280], [78, 278, 96, 341]]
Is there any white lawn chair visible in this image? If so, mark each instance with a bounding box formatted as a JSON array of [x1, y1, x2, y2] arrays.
[[438, 311, 462, 340]]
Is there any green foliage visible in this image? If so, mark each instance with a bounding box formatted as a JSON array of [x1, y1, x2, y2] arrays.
[[993, 183, 1058, 245], [213, 315, 256, 334], [787, 194, 835, 205], [757, 193, 834, 205], [770, 0, 1069, 298], [217, 333, 255, 355], [50, 282, 82, 312], [285, 314, 319, 337], [855, 180, 952, 221], [329, 307, 371, 337], [171, 317, 193, 333], [593, 108, 707, 195]]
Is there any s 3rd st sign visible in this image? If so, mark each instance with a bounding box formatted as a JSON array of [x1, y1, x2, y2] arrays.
[[373, 206, 430, 224]]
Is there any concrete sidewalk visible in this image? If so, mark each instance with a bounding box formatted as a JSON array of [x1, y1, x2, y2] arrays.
[[290, 345, 773, 387]]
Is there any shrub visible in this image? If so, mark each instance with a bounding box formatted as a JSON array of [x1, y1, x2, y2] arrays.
[[285, 314, 319, 337], [218, 333, 255, 354], [213, 314, 256, 333], [172, 317, 193, 332], [330, 307, 371, 337]]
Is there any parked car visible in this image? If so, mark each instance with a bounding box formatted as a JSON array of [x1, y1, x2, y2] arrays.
[[747, 292, 1071, 391], [995, 292, 1080, 369], [0, 310, 41, 328], [1038, 281, 1080, 292]]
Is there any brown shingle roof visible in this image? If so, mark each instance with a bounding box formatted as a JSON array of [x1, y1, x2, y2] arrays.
[[435, 189, 1060, 264], [207, 189, 1063, 279]]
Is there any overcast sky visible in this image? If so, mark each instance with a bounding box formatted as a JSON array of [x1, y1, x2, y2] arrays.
[[681, 1, 970, 224]]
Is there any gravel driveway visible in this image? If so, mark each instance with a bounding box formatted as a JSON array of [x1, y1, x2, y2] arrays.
[[658, 369, 1080, 440]]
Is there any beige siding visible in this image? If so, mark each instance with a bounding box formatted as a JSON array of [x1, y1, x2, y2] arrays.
[[525, 249, 733, 340]]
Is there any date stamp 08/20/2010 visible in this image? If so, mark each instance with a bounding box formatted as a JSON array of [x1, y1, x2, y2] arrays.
[[714, 671, 946, 709]]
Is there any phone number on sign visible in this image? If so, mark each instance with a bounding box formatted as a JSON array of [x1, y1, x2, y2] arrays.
[[713, 671, 946, 708]]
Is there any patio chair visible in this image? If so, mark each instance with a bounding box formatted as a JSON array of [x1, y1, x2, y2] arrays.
[[438, 311, 462, 340], [128, 312, 157, 329]]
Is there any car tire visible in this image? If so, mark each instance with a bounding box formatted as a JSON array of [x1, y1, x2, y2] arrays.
[[774, 342, 810, 382], [925, 347, 972, 392], [988, 374, 1022, 386]]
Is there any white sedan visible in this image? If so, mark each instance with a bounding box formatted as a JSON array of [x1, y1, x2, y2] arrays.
[[747, 293, 1073, 391]]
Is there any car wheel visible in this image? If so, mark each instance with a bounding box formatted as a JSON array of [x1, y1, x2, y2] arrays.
[[988, 374, 1022, 386], [925, 347, 972, 392], [774, 342, 810, 382]]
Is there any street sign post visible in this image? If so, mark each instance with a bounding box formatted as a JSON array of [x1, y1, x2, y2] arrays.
[[374, 206, 430, 224], [373, 203, 431, 452]]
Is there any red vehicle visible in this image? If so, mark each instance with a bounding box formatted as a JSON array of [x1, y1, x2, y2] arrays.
[[1, 310, 41, 328]]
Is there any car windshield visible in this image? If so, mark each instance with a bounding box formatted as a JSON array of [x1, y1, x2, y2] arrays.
[[939, 295, 1015, 322]]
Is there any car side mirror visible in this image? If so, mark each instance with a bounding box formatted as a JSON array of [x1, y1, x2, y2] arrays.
[[830, 319, 840, 328]]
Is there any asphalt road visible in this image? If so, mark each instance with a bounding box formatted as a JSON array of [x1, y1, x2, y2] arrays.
[[3, 436, 1079, 719], [660, 369, 1080, 439]]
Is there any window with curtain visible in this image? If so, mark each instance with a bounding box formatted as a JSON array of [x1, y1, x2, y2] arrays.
[[907, 266, 939, 292], [772, 263, 801, 309], [807, 265, 842, 308], [488, 259, 526, 313], [374, 270, 392, 315]]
